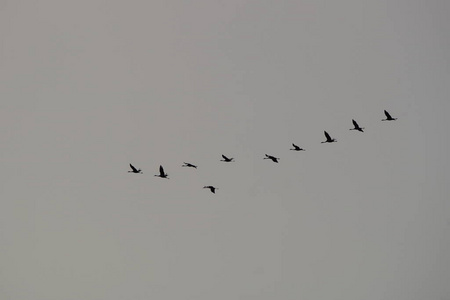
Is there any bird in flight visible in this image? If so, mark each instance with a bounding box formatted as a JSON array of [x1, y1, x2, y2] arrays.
[[128, 163, 142, 174], [182, 162, 197, 168], [264, 154, 280, 163], [155, 165, 169, 179], [203, 186, 218, 194], [290, 143, 305, 151], [321, 131, 337, 143], [382, 110, 397, 121], [220, 155, 234, 162], [350, 119, 364, 132]]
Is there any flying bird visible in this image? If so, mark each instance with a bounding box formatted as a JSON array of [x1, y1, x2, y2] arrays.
[[382, 110, 397, 121], [220, 155, 234, 162], [128, 163, 142, 174], [350, 119, 364, 132], [264, 154, 280, 163], [203, 186, 218, 194], [290, 143, 305, 151], [182, 162, 197, 168], [321, 131, 337, 143], [155, 165, 169, 179]]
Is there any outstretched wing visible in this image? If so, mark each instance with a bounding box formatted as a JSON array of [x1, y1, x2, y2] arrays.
[[352, 119, 358, 128], [324, 131, 331, 140], [222, 155, 229, 160], [384, 110, 392, 119], [292, 143, 298, 148], [129, 164, 138, 172], [159, 165, 165, 176]]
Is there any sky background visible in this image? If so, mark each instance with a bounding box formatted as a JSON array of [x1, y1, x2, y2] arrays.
[[1, 0, 449, 299]]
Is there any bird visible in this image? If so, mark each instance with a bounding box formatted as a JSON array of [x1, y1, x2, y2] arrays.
[[220, 155, 234, 162], [321, 131, 337, 143], [182, 162, 197, 168], [290, 143, 305, 151], [350, 119, 364, 132], [128, 163, 142, 174], [382, 110, 397, 121], [203, 186, 218, 194], [154, 165, 169, 179], [264, 154, 280, 163]]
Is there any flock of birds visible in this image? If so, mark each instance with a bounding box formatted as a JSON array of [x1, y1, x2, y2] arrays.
[[127, 110, 398, 193]]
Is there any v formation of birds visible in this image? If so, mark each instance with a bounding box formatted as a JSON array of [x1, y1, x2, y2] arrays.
[[128, 110, 397, 194]]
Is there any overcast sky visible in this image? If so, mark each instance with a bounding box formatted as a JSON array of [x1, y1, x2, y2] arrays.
[[1, 0, 449, 299]]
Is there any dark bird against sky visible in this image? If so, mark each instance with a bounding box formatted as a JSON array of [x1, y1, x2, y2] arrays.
[[321, 131, 337, 143], [264, 154, 280, 163], [382, 110, 397, 121], [203, 186, 218, 194], [290, 143, 305, 151], [155, 165, 169, 179], [350, 119, 364, 132], [182, 162, 197, 168], [128, 164, 142, 174], [220, 155, 234, 162]]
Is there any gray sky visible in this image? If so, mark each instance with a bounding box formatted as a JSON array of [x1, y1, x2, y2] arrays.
[[1, 0, 449, 299]]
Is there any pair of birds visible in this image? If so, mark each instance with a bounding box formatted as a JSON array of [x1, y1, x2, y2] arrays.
[[350, 110, 397, 131], [220, 154, 280, 163], [183, 163, 217, 192], [128, 164, 168, 178]]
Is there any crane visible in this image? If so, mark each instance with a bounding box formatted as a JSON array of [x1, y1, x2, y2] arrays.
[[203, 186, 218, 194], [264, 154, 280, 163], [182, 162, 197, 168], [321, 131, 337, 143], [155, 165, 169, 179], [382, 110, 397, 121], [350, 119, 364, 132], [220, 155, 234, 162], [128, 164, 142, 174], [290, 143, 305, 151]]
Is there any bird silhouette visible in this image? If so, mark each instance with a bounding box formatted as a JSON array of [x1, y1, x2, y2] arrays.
[[264, 154, 280, 163], [182, 162, 197, 168], [382, 110, 397, 121], [290, 143, 305, 151], [128, 163, 142, 174], [321, 131, 337, 143], [155, 165, 169, 179], [203, 186, 218, 193], [350, 119, 364, 132], [220, 155, 234, 162]]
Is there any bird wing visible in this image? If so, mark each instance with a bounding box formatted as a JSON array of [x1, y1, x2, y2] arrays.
[[159, 165, 165, 176], [130, 164, 138, 172], [384, 110, 392, 119], [211, 188, 215, 193], [352, 119, 358, 128], [222, 155, 229, 160], [292, 143, 298, 148], [324, 131, 331, 140]]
